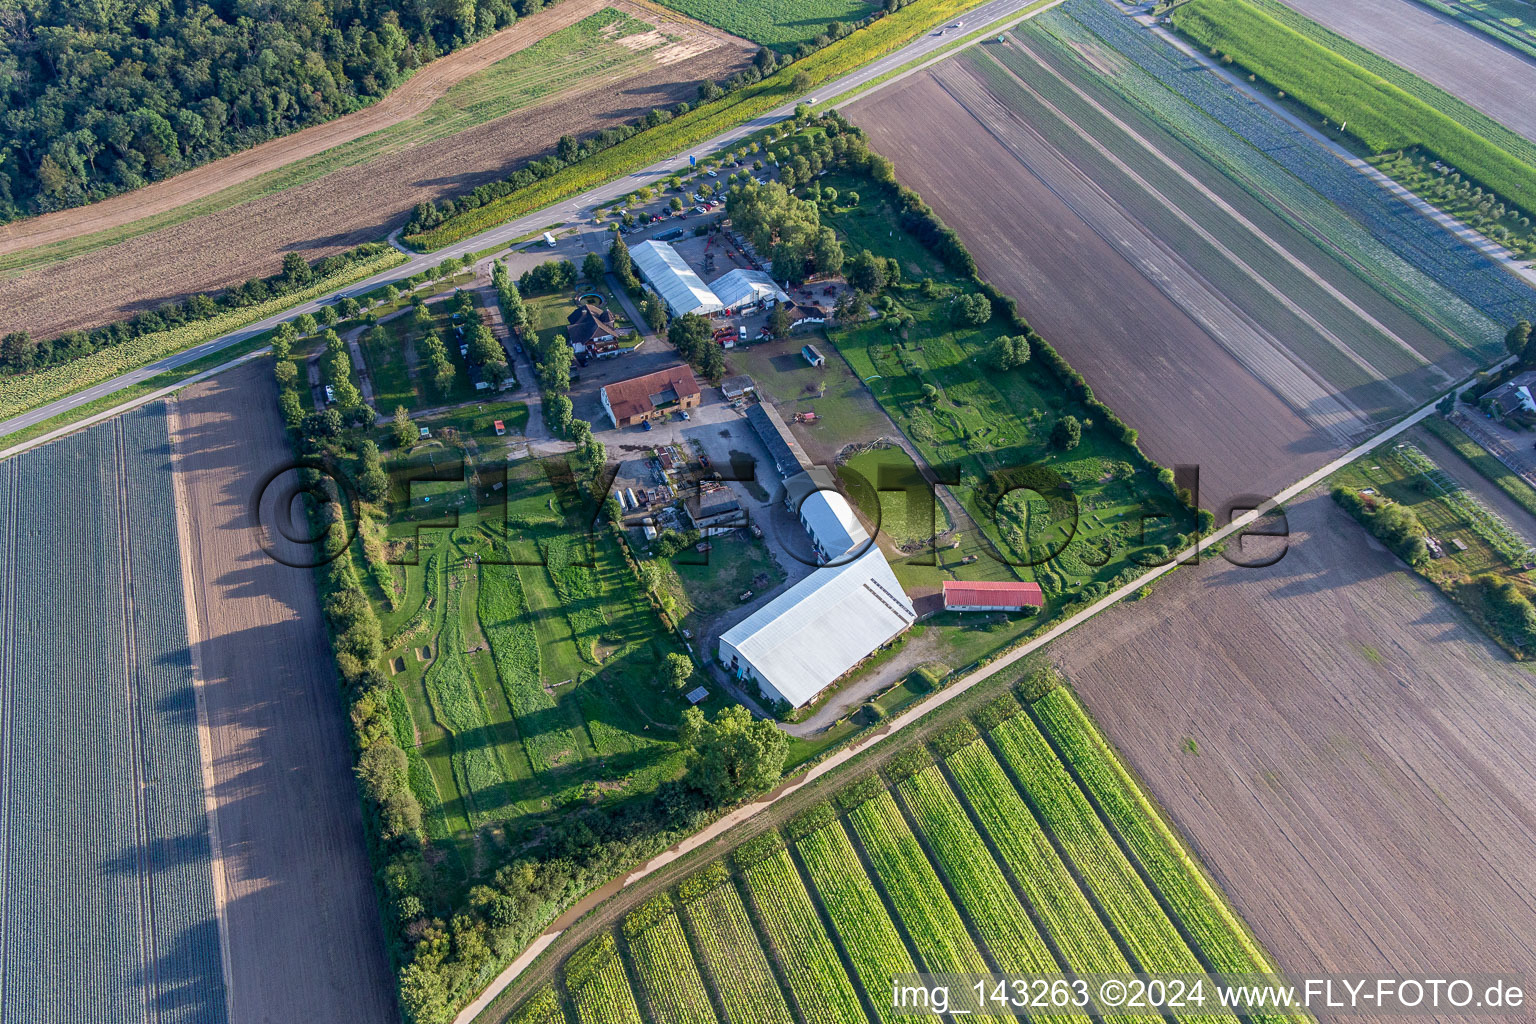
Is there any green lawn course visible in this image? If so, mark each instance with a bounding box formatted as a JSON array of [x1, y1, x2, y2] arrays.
[[1171, 0, 1536, 215]]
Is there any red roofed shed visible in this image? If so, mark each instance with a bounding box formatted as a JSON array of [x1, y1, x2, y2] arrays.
[[942, 580, 1044, 612]]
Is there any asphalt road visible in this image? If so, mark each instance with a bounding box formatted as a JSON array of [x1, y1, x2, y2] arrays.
[[0, 0, 1048, 440]]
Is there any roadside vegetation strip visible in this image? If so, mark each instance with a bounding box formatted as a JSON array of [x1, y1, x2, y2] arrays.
[[1029, 692, 1292, 1007], [741, 849, 867, 1024], [564, 933, 643, 1024], [681, 880, 794, 1024], [0, 247, 405, 423], [896, 765, 1097, 1020], [987, 717, 1235, 1024], [795, 821, 918, 1024], [846, 790, 990, 976], [405, 0, 991, 249], [1420, 414, 1536, 521], [1169, 0, 1536, 215], [621, 898, 718, 1024], [943, 740, 1149, 991]]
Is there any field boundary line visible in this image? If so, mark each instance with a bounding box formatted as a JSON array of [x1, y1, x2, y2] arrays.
[[165, 394, 238, 1024], [0, 348, 267, 464], [114, 417, 160, 1024], [0, 461, 15, 1020]]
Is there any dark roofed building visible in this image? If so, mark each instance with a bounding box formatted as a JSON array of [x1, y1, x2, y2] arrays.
[[1487, 371, 1536, 422], [746, 402, 812, 480], [567, 302, 621, 354], [600, 364, 701, 427], [720, 374, 756, 399]]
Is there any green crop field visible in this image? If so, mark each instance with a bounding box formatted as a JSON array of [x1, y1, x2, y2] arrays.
[[500, 687, 1297, 1024], [655, 0, 873, 50], [0, 406, 225, 1024], [1171, 0, 1536, 216]]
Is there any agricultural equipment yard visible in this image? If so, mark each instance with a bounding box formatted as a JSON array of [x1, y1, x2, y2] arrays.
[[0, 406, 224, 1023], [0, 2, 754, 339], [1045, 489, 1536, 1010]]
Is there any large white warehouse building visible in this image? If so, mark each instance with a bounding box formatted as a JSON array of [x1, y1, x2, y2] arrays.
[[718, 474, 916, 707], [630, 239, 723, 317]]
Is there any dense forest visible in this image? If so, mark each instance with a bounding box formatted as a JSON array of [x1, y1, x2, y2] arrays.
[[0, 0, 562, 222]]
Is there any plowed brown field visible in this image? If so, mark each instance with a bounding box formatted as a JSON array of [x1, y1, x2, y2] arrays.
[[1047, 490, 1536, 1022], [169, 361, 396, 1023], [847, 70, 1336, 519], [4, 0, 750, 338]]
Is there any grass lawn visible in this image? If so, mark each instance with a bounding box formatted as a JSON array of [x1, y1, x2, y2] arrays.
[[654, 0, 873, 51], [658, 531, 788, 626], [373, 445, 731, 853]]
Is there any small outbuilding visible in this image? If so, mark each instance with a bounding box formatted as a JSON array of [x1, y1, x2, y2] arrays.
[[942, 580, 1045, 612], [720, 374, 756, 400], [801, 343, 825, 367]]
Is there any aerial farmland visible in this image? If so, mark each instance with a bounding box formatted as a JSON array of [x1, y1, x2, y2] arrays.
[[846, 0, 1536, 513], [0, 406, 223, 1022], [8, 0, 1536, 1022]]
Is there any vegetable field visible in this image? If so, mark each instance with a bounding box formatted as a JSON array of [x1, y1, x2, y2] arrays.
[[0, 405, 225, 1024], [653, 0, 871, 50], [499, 688, 1294, 1024]]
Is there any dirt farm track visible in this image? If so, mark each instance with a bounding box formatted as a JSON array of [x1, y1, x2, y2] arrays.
[[169, 362, 396, 1022], [1048, 491, 1536, 1022], [0, 0, 751, 338], [1280, 0, 1536, 146]]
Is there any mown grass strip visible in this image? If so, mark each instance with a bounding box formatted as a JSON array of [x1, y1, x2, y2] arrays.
[[1170, 0, 1536, 215], [846, 790, 990, 976], [1421, 414, 1536, 522], [1030, 690, 1300, 1023], [988, 716, 1236, 1024], [796, 821, 918, 1024], [741, 849, 867, 1024], [405, 0, 990, 250], [0, 247, 405, 422]]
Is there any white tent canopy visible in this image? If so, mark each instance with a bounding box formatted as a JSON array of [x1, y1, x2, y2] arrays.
[[630, 239, 722, 316], [708, 268, 789, 310]]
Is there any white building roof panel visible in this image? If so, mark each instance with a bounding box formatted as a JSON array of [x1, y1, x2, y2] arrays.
[[708, 268, 789, 310], [630, 239, 722, 316], [719, 546, 915, 707]]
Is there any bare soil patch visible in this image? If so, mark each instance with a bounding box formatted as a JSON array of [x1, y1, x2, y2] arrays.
[[1, 1, 751, 338], [168, 361, 396, 1023], [847, 71, 1337, 517], [1045, 489, 1536, 1020]]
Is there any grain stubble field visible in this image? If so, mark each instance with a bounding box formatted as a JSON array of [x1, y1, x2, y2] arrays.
[[168, 361, 395, 1023], [848, 70, 1334, 517], [1047, 491, 1536, 1022], [1280, 0, 1536, 146], [2, 0, 752, 338]]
